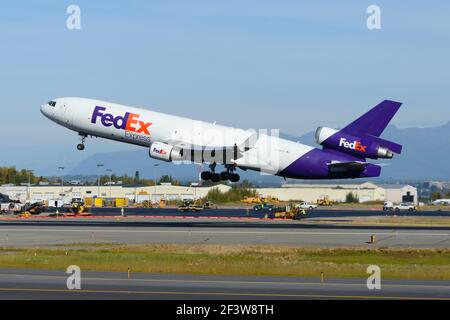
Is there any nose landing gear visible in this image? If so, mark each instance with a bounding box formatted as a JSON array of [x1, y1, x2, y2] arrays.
[[77, 134, 87, 151]]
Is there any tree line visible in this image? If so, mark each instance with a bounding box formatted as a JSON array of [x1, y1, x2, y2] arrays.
[[0, 167, 181, 187], [98, 172, 180, 186], [0, 167, 48, 185], [203, 180, 258, 203]]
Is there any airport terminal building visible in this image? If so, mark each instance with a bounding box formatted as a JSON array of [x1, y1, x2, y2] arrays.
[[0, 182, 417, 205]]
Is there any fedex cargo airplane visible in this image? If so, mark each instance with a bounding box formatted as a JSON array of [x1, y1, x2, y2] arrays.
[[41, 98, 402, 182]]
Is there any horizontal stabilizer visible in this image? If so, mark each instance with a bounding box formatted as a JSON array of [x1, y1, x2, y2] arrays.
[[328, 161, 367, 173]]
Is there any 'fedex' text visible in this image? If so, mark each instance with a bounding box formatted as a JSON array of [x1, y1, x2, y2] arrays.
[[339, 137, 367, 152], [91, 106, 151, 135]]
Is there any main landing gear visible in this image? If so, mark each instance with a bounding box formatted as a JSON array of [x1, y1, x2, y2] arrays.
[[77, 134, 87, 151], [201, 163, 240, 183]]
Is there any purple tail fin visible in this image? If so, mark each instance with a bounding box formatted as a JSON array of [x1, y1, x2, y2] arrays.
[[341, 100, 402, 137]]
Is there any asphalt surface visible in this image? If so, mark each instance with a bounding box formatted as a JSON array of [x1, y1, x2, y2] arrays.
[[45, 206, 450, 218], [0, 268, 448, 300], [0, 217, 449, 247]]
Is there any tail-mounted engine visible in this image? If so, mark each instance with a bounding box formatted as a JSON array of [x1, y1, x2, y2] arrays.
[[315, 127, 401, 159]]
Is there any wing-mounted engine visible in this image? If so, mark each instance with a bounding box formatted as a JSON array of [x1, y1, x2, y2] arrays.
[[149, 141, 245, 164], [315, 126, 402, 159], [149, 141, 184, 162]]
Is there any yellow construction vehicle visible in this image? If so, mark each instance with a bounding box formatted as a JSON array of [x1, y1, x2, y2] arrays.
[[158, 199, 166, 208], [188, 199, 205, 212], [178, 200, 191, 212], [263, 196, 282, 204], [137, 199, 166, 209], [242, 196, 263, 204], [67, 201, 89, 216], [177, 199, 207, 212], [264, 204, 308, 220], [242, 195, 282, 205], [20, 202, 46, 217], [138, 200, 154, 208], [203, 200, 218, 209], [316, 197, 334, 206]]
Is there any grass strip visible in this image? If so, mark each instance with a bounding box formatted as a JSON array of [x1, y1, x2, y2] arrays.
[[1, 244, 449, 279]]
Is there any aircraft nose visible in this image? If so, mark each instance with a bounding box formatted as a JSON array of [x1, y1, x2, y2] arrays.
[[40, 104, 49, 117], [40, 101, 55, 119]]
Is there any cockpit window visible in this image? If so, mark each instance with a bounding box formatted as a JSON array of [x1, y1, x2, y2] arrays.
[[48, 101, 56, 107]]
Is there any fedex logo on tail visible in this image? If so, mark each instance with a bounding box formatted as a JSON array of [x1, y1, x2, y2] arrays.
[[339, 137, 367, 152], [91, 106, 152, 135]]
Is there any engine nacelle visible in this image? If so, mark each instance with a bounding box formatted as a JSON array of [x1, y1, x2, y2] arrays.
[[315, 127, 394, 159], [149, 141, 184, 162], [315, 127, 338, 145]]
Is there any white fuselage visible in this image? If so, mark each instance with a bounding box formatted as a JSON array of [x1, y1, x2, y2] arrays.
[[41, 97, 316, 176]]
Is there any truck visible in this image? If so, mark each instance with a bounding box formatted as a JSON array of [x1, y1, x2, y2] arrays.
[[178, 200, 204, 212], [432, 199, 450, 206], [0, 202, 22, 214], [296, 202, 317, 210], [253, 203, 284, 213], [393, 203, 416, 212], [383, 201, 394, 211], [0, 193, 22, 214]]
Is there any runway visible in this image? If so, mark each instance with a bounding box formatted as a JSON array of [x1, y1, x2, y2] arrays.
[[0, 217, 449, 247], [0, 268, 448, 300], [45, 206, 450, 218]]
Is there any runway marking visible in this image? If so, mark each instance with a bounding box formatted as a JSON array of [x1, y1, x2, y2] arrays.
[[0, 287, 448, 300], [0, 273, 449, 290], [0, 228, 448, 237]]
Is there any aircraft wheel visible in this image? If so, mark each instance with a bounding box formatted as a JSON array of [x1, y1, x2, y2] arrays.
[[219, 172, 229, 181], [77, 144, 85, 151], [201, 171, 212, 180], [211, 173, 220, 182], [229, 173, 240, 182]]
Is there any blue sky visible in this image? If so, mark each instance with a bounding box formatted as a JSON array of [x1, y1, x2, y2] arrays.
[[0, 1, 449, 175]]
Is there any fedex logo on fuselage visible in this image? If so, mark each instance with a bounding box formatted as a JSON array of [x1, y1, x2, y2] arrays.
[[91, 106, 152, 135], [339, 137, 367, 152]]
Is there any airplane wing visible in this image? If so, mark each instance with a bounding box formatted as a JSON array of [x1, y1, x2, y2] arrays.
[[167, 131, 258, 163], [328, 161, 368, 173], [169, 132, 257, 151]]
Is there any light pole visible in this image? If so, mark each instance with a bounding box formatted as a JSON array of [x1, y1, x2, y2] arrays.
[[198, 164, 202, 187], [191, 182, 199, 200], [106, 168, 112, 198], [27, 170, 34, 201], [153, 164, 159, 203], [58, 167, 65, 198], [96, 164, 104, 197]]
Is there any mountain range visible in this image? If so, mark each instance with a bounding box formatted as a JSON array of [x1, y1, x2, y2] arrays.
[[66, 122, 450, 182]]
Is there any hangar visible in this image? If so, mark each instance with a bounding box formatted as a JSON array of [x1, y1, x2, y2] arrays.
[[0, 182, 417, 205], [256, 182, 417, 204]]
